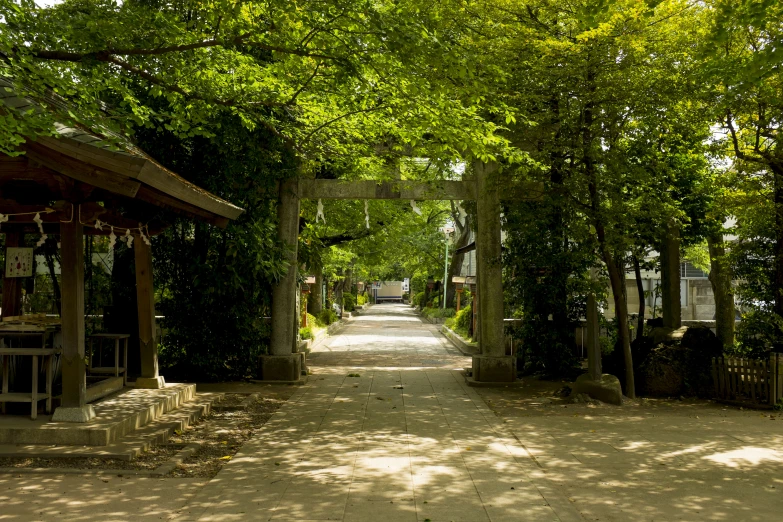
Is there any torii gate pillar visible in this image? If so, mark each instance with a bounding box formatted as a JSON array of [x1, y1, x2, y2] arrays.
[[260, 178, 304, 382], [471, 161, 515, 382]]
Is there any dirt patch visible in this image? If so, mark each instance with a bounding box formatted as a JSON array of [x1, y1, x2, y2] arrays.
[[0, 444, 182, 472], [167, 393, 287, 478], [475, 375, 783, 420], [0, 388, 294, 477]]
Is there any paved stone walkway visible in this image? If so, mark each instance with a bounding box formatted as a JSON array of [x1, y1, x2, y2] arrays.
[[177, 304, 582, 521], [2, 304, 780, 521]]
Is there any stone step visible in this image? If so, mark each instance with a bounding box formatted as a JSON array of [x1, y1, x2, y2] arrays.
[[0, 392, 222, 460], [0, 383, 207, 446]]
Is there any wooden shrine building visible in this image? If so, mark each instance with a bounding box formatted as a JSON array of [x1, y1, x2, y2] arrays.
[[0, 78, 243, 422]]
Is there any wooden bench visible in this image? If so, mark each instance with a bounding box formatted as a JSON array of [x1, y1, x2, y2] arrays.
[[88, 333, 130, 386]]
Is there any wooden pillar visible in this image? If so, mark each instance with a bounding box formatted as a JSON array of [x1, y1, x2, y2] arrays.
[[471, 160, 515, 382], [258, 178, 303, 382], [134, 238, 164, 388], [1, 229, 24, 319], [52, 218, 95, 422]]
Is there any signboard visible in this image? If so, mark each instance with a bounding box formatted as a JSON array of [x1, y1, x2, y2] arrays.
[[402, 278, 410, 292], [5, 247, 33, 278]]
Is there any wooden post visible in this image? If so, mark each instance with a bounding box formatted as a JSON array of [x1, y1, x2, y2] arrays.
[[134, 237, 164, 388], [1, 229, 25, 319], [52, 218, 95, 422]]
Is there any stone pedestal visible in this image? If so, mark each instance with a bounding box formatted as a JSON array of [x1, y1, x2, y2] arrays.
[[52, 405, 96, 423], [135, 376, 166, 389], [471, 355, 516, 383], [257, 354, 303, 383]]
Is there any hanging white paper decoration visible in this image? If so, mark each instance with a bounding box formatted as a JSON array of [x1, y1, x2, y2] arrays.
[[109, 227, 117, 250], [0, 214, 8, 223], [139, 224, 151, 245], [123, 229, 134, 248], [364, 200, 370, 229], [410, 200, 422, 216], [36, 234, 48, 248], [94, 219, 104, 231], [33, 212, 44, 233], [316, 199, 326, 224], [32, 212, 47, 246]]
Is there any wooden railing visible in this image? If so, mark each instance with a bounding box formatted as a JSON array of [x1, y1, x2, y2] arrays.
[[712, 353, 783, 406]]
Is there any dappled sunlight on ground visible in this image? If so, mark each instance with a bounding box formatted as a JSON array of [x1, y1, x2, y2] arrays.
[[0, 474, 208, 520], [2, 304, 780, 521]]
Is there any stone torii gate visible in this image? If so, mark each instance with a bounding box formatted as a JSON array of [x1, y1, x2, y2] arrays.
[[258, 161, 543, 384]]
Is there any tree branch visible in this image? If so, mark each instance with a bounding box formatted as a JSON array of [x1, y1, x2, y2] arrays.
[[28, 35, 341, 62]]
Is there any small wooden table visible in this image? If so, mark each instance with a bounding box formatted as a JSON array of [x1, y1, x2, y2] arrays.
[[0, 347, 58, 420], [88, 333, 130, 385]]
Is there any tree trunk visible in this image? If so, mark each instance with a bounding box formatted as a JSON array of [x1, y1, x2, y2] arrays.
[[333, 269, 344, 316], [633, 254, 646, 341], [308, 263, 323, 315], [708, 231, 735, 350], [583, 62, 635, 398], [774, 163, 783, 351], [603, 242, 635, 398], [446, 216, 471, 308], [343, 268, 353, 295]]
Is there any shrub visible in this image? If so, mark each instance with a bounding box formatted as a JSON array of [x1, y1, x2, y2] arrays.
[[343, 293, 356, 312], [422, 307, 455, 319], [299, 326, 313, 340], [316, 308, 338, 326], [414, 291, 427, 308], [306, 313, 318, 329], [454, 304, 472, 330], [357, 294, 367, 306]]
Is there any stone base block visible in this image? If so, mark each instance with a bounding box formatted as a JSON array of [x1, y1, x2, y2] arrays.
[[258, 354, 303, 382], [471, 355, 516, 383], [51, 405, 96, 423], [572, 373, 623, 405], [135, 376, 166, 389]]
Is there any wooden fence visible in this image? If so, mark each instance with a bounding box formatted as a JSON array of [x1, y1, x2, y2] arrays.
[[712, 353, 783, 406]]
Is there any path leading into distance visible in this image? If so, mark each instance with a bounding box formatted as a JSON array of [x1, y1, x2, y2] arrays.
[[177, 303, 580, 521]]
